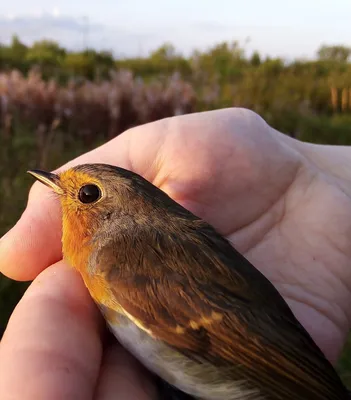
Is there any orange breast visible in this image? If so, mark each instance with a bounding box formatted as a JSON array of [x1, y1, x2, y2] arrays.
[[62, 212, 115, 308]]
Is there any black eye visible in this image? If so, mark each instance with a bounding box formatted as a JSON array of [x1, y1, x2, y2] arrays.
[[78, 184, 101, 204]]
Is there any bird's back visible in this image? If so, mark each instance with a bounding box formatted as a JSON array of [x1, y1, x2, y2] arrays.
[[90, 216, 350, 400]]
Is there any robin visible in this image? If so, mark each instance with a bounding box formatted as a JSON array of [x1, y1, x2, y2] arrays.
[[28, 163, 350, 400]]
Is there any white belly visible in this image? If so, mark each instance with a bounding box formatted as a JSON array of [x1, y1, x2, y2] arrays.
[[105, 313, 263, 400]]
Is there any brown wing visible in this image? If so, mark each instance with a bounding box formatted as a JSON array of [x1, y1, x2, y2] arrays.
[[95, 222, 349, 400]]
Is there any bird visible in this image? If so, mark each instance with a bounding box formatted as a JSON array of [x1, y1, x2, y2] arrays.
[[28, 163, 351, 400]]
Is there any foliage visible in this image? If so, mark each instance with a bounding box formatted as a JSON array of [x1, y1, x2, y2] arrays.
[[26, 40, 66, 66], [1, 37, 351, 386], [317, 44, 351, 62]]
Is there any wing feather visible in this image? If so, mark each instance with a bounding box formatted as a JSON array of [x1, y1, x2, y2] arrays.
[[94, 222, 349, 400]]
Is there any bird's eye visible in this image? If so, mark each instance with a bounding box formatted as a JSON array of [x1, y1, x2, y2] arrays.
[[78, 184, 101, 204]]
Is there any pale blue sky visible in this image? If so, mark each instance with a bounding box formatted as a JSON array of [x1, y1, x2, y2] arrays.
[[1, 0, 350, 58]]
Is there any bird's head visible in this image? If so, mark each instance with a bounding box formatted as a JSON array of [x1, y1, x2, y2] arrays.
[[28, 163, 177, 270]]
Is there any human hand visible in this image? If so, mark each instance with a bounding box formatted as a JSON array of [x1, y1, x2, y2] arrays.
[[1, 108, 351, 399]]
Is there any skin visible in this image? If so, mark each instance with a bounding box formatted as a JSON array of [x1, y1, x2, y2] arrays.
[[0, 107, 351, 399]]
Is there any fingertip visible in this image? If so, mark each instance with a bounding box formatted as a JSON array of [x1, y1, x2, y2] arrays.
[[0, 183, 63, 281]]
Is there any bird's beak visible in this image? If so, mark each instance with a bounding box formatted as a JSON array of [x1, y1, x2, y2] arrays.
[[27, 169, 64, 194]]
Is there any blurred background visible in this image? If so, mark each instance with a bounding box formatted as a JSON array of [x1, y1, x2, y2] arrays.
[[1, 0, 351, 386]]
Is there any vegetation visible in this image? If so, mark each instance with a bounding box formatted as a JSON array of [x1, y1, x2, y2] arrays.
[[1, 35, 351, 385]]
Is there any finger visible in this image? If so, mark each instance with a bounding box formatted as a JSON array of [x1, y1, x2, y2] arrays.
[[94, 343, 157, 400], [0, 132, 132, 281], [0, 261, 104, 400]]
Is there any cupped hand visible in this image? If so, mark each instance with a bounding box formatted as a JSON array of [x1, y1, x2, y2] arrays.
[[1, 108, 351, 399]]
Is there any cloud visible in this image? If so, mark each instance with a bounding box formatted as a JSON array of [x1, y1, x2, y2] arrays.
[[52, 7, 60, 18], [0, 13, 103, 38], [0, 13, 147, 56]]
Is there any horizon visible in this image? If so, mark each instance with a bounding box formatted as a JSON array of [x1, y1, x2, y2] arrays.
[[1, 1, 351, 60]]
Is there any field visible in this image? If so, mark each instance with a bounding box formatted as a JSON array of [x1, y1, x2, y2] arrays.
[[1, 37, 351, 386]]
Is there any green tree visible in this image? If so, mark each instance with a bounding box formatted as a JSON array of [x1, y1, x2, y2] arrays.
[[9, 35, 28, 60], [150, 43, 179, 61], [317, 45, 351, 62], [0, 35, 28, 70], [63, 52, 94, 77], [250, 51, 261, 67], [191, 41, 247, 84], [26, 40, 66, 67]]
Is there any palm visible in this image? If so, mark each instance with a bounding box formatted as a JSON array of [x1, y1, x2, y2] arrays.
[[1, 108, 351, 399], [124, 109, 351, 364], [144, 111, 351, 364]]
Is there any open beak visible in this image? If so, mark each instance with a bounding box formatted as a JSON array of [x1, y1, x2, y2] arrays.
[[27, 169, 64, 194]]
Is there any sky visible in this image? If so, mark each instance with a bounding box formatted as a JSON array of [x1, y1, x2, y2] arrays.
[[0, 0, 351, 59]]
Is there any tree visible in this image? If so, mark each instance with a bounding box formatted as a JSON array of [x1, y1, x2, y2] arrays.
[[9, 35, 28, 60], [26, 40, 66, 66], [250, 51, 261, 67], [190, 41, 247, 83], [150, 43, 178, 60], [0, 35, 28, 70], [63, 52, 94, 77], [317, 45, 351, 63]]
